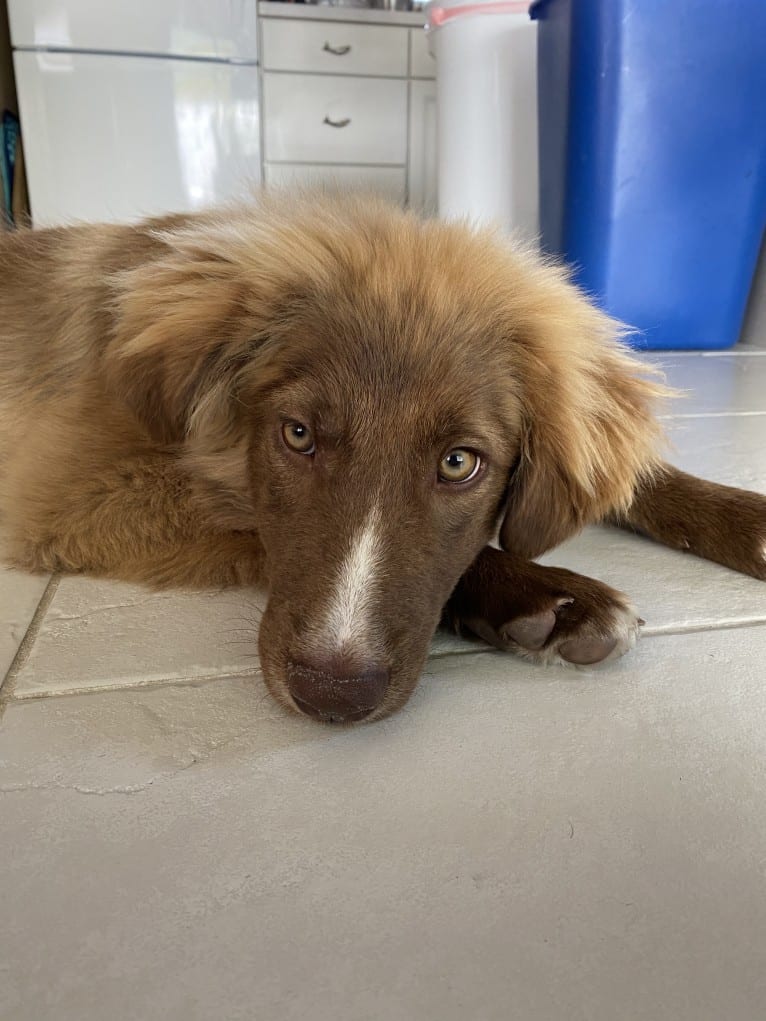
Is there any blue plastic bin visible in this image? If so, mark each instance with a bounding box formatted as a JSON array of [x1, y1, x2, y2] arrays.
[[531, 0, 766, 349]]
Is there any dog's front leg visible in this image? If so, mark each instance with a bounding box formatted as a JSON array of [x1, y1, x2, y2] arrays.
[[445, 548, 641, 666], [614, 463, 766, 580]]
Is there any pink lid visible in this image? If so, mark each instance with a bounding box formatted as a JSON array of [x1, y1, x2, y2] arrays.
[[428, 1, 532, 28]]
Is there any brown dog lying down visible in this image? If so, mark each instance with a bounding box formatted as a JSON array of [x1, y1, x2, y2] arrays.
[[1, 193, 764, 722]]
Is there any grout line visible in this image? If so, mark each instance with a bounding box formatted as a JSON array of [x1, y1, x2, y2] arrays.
[[4, 615, 766, 709], [641, 617, 766, 638], [8, 666, 264, 704], [0, 574, 61, 716], [428, 643, 493, 662]]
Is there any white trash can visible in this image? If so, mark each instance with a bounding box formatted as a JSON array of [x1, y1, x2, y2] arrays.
[[427, 0, 539, 241]]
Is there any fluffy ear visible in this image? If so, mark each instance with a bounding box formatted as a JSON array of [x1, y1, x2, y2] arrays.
[[104, 234, 269, 528], [499, 271, 670, 560], [106, 241, 250, 445]]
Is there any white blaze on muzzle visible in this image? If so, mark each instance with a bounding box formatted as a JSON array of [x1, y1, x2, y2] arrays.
[[323, 504, 384, 654]]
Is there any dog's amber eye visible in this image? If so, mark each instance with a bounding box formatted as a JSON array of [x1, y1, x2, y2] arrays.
[[439, 448, 480, 484], [282, 421, 315, 455]]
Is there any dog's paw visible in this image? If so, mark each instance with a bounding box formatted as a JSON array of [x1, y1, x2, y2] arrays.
[[461, 590, 641, 667], [448, 548, 642, 667]]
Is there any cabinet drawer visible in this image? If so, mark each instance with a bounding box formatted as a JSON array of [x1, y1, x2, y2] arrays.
[[263, 73, 407, 165], [265, 163, 406, 204], [261, 19, 408, 77], [409, 27, 435, 79]]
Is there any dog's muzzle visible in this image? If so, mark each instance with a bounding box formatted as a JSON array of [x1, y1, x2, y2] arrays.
[[286, 659, 390, 723]]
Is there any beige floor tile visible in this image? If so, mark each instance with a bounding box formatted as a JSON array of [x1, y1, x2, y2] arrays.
[[2, 626, 766, 1021], [665, 408, 766, 490], [646, 349, 766, 415], [10, 576, 267, 698], [0, 568, 50, 689]]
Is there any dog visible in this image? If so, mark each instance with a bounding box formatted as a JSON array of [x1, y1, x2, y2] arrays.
[[1, 192, 764, 722]]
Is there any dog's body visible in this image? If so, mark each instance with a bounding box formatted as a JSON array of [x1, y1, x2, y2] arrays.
[[1, 193, 764, 721]]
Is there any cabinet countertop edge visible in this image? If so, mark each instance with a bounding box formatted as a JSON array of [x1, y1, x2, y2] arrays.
[[258, 2, 427, 29]]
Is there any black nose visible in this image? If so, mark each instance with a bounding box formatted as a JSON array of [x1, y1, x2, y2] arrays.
[[286, 659, 390, 723]]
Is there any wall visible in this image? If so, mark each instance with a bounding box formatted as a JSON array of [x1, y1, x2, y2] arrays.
[[0, 0, 15, 114], [740, 240, 766, 348]]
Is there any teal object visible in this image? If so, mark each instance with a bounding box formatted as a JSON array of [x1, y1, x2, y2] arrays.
[[0, 110, 20, 225]]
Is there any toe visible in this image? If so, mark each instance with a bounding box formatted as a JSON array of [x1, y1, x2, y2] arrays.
[[500, 610, 557, 650], [558, 635, 619, 665]]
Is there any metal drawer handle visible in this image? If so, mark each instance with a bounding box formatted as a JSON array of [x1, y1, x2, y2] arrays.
[[323, 116, 351, 129], [323, 42, 352, 56]]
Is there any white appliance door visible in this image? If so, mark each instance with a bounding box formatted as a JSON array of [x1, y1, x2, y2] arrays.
[[8, 0, 258, 61], [14, 50, 261, 225]]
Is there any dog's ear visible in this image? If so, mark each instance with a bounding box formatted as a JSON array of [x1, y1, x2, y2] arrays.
[[106, 243, 249, 445], [499, 275, 669, 560], [105, 238, 267, 528]]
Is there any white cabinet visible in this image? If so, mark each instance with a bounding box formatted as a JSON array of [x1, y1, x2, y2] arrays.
[[259, 8, 436, 214], [408, 78, 438, 217], [262, 19, 408, 77], [407, 27, 437, 213], [12, 0, 436, 223], [263, 73, 407, 165], [264, 164, 406, 204], [409, 25, 436, 79], [9, 0, 261, 225], [15, 50, 261, 224]]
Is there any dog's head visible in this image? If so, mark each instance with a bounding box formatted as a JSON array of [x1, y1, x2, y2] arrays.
[[107, 194, 665, 722]]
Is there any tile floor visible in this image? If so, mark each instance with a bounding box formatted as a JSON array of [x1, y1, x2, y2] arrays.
[[2, 349, 766, 1021]]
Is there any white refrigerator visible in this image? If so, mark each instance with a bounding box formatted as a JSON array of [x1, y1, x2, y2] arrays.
[[8, 0, 262, 225]]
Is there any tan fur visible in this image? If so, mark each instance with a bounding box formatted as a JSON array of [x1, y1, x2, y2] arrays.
[[2, 191, 756, 721]]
